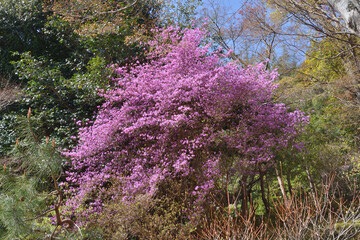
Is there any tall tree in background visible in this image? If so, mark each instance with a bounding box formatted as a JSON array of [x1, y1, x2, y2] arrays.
[[267, 0, 360, 70], [266, 0, 360, 103], [201, 0, 303, 69], [0, 0, 76, 82], [160, 0, 202, 28], [45, 0, 161, 63]]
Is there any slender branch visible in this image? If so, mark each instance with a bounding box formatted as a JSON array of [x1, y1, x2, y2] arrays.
[[94, 0, 139, 15], [50, 224, 59, 240], [25, 208, 54, 222]]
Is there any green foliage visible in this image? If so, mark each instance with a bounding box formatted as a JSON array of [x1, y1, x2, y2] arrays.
[[274, 36, 360, 194], [0, 114, 17, 156], [0, 0, 47, 80], [0, 0, 103, 156], [302, 39, 346, 82], [9, 52, 110, 148], [0, 0, 86, 83], [0, 0, 157, 158], [0, 111, 77, 239], [0, 172, 47, 239], [89, 182, 195, 240]]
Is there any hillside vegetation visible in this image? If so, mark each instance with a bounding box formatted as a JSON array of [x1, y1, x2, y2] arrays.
[[1, 0, 360, 239]]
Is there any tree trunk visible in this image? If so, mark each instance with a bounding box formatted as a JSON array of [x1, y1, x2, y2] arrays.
[[305, 165, 318, 204], [275, 162, 287, 202], [240, 174, 248, 217], [287, 168, 293, 196], [248, 184, 255, 217], [259, 165, 270, 215]]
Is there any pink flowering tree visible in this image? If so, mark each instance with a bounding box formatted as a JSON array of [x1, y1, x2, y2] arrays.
[[64, 26, 308, 223]]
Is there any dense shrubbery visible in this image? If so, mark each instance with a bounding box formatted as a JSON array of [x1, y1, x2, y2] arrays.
[[0, 0, 158, 157]]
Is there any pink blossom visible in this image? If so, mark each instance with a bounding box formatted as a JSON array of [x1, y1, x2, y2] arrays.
[[63, 27, 308, 222]]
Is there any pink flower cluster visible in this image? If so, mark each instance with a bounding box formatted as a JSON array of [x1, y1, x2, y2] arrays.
[[64, 27, 308, 218]]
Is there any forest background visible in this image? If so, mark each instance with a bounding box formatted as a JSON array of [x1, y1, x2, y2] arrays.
[[1, 0, 360, 239]]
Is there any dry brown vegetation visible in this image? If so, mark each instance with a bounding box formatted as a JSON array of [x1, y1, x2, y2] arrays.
[[197, 175, 360, 240], [0, 77, 21, 111]]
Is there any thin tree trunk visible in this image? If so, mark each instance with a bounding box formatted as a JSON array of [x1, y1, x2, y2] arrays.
[[287, 169, 293, 196], [305, 165, 317, 202], [247, 175, 255, 217], [240, 174, 248, 217], [275, 162, 287, 202], [248, 186, 255, 218], [259, 165, 270, 215]]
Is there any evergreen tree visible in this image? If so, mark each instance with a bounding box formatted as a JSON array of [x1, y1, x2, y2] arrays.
[[0, 109, 78, 239]]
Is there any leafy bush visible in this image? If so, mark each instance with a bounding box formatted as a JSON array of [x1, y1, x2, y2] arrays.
[[10, 53, 110, 148]]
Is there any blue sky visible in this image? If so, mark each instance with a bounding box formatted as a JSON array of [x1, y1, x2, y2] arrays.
[[197, 0, 306, 66]]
